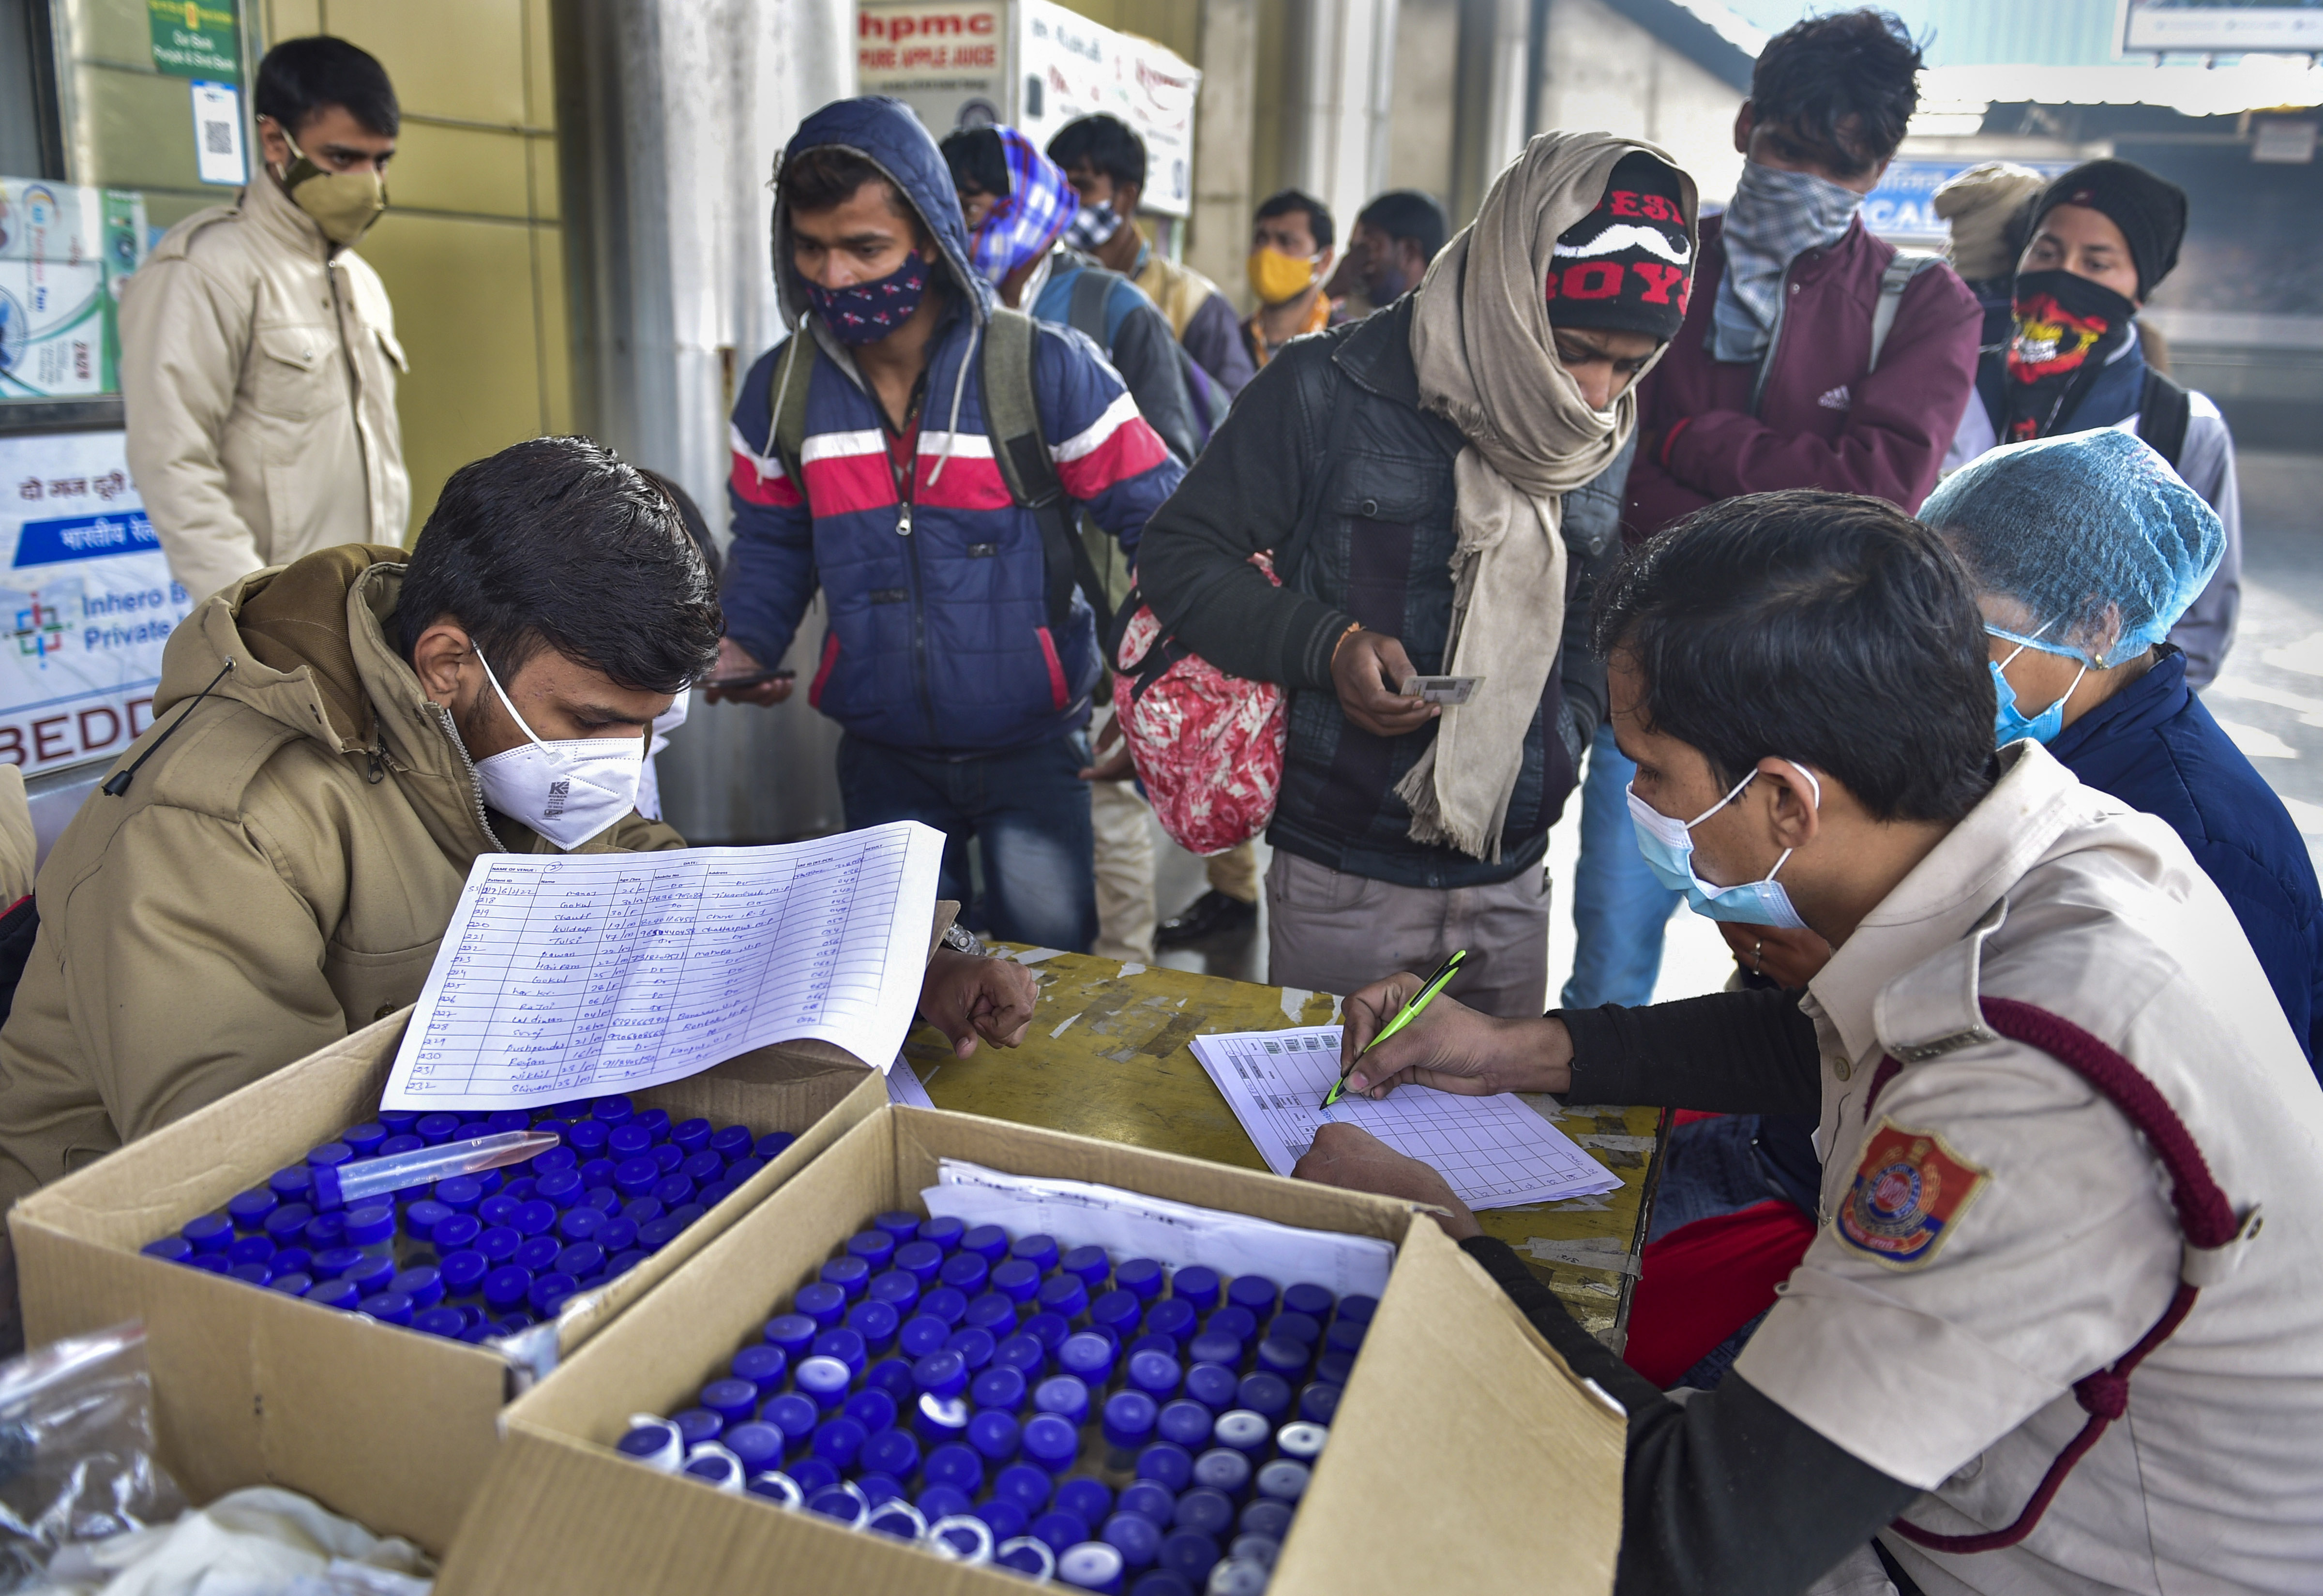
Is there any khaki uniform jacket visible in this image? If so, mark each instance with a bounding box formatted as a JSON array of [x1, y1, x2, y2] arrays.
[[1734, 743, 2323, 1593], [0, 546, 681, 1204], [118, 169, 409, 605]]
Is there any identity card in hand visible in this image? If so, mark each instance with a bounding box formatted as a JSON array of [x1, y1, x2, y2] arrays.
[[1190, 1026, 1621, 1209], [382, 822, 945, 1110]]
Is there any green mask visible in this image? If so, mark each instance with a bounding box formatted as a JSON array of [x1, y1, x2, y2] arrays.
[[279, 133, 386, 247]]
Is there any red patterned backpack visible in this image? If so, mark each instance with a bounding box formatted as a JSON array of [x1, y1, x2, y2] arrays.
[[1111, 554, 1289, 856], [1110, 380, 1355, 856]]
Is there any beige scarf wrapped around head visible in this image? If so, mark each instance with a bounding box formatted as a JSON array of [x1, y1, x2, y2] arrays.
[[1396, 132, 1697, 860]]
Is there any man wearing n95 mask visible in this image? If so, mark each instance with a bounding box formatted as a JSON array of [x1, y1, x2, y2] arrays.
[[0, 437, 1037, 1209]]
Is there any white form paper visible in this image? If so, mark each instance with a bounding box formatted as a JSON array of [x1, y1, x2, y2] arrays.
[[923, 1159, 1396, 1300], [1189, 1025, 1621, 1210], [381, 822, 945, 1110]]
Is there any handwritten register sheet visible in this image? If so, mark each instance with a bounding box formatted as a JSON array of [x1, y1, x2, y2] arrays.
[[381, 822, 945, 1110], [1189, 1026, 1620, 1210]]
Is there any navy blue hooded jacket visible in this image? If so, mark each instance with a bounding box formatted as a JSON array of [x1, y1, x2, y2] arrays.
[[724, 97, 1182, 754], [2049, 646, 2323, 1068]]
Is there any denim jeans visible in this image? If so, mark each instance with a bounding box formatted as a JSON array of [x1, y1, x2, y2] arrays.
[[836, 732, 1099, 953], [1561, 721, 1682, 1009]]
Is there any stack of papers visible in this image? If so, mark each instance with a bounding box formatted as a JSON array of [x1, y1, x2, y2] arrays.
[[1189, 1026, 1621, 1210], [382, 823, 945, 1110]]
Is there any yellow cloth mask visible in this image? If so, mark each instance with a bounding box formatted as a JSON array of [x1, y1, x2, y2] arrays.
[[1247, 245, 1319, 306], [279, 133, 387, 247]]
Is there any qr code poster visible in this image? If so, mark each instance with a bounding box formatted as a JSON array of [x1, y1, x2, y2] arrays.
[[190, 80, 248, 188]]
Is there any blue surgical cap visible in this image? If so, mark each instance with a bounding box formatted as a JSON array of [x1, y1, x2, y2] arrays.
[[1919, 429, 2224, 669]]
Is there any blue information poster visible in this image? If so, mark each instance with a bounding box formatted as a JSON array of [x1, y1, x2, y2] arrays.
[[0, 431, 192, 773]]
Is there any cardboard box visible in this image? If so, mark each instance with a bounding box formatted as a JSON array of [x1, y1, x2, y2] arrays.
[[11, 1009, 890, 1555], [437, 1105, 1626, 1595]]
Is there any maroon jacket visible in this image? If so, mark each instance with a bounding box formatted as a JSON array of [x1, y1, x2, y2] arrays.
[[1626, 213, 1982, 542]]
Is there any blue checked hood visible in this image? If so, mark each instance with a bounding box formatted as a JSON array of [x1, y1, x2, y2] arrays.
[[772, 96, 993, 337]]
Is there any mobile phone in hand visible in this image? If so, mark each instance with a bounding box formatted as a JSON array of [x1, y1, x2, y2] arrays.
[[1399, 675, 1482, 705], [704, 667, 796, 690]]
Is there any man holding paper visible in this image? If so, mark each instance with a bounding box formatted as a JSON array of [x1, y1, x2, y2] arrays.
[[1295, 490, 2323, 1592], [0, 437, 1034, 1205], [1134, 133, 1695, 1016]]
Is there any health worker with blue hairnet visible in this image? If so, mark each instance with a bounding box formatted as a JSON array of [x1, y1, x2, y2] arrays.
[[1739, 430, 2322, 1067], [1927, 429, 2323, 1068]]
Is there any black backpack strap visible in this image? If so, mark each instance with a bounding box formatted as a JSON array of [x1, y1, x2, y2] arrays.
[[982, 306, 1112, 639], [2137, 367, 2193, 471], [1067, 266, 1116, 346], [765, 334, 814, 494]]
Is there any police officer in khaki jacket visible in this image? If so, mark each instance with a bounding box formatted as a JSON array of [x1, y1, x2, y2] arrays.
[[1297, 489, 2323, 1594], [119, 36, 408, 605]]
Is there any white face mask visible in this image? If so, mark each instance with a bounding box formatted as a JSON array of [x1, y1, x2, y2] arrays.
[[469, 647, 646, 850]]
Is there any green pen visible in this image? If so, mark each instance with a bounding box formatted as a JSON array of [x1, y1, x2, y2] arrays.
[[1320, 948, 1467, 1109]]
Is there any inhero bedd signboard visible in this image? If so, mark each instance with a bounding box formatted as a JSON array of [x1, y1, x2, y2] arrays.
[[856, 1, 1200, 218], [0, 433, 193, 774]]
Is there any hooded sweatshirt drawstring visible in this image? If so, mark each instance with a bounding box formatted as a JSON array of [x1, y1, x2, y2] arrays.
[[926, 321, 980, 488]]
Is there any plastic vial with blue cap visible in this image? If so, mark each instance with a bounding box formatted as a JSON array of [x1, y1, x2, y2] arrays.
[[811, 1414, 868, 1472], [1091, 1289, 1143, 1342], [1058, 1537, 1128, 1591], [617, 1415, 684, 1471], [1116, 1478, 1176, 1527], [991, 1256, 1042, 1307], [925, 1439, 985, 1496], [805, 1478, 871, 1526], [898, 1314, 951, 1360], [762, 1311, 817, 1360], [1206, 1556, 1270, 1595], [1192, 1446, 1252, 1497], [861, 1426, 920, 1480], [1207, 1305, 1260, 1345], [305, 1277, 361, 1310], [226, 1234, 274, 1270], [784, 1456, 839, 1496], [1229, 1533, 1282, 1571], [1171, 1267, 1222, 1314], [794, 1354, 853, 1411], [1103, 1511, 1163, 1573], [947, 1325, 997, 1374], [267, 1165, 315, 1201], [1034, 1373, 1091, 1427], [261, 1204, 314, 1246], [996, 1534, 1060, 1580], [961, 1223, 1010, 1264], [920, 1286, 970, 1328], [1061, 1245, 1111, 1288], [847, 1229, 898, 1272], [1239, 1498, 1294, 1541], [1253, 1332, 1309, 1379], [871, 1270, 923, 1316], [793, 1280, 846, 1328], [1296, 1381, 1341, 1426], [1252, 1460, 1309, 1504], [992, 1459, 1055, 1514], [1020, 1411, 1080, 1475], [972, 1496, 1027, 1542], [1103, 1390, 1159, 1454], [269, 1273, 315, 1298], [1144, 1298, 1197, 1347], [724, 1421, 786, 1476], [1172, 1487, 1235, 1538], [1183, 1362, 1238, 1412], [919, 1215, 966, 1252], [1039, 1273, 1090, 1323], [1158, 1397, 1217, 1452], [967, 1406, 1023, 1463], [1274, 1421, 1326, 1464], [963, 1292, 1016, 1336], [844, 1386, 899, 1437], [1010, 1233, 1061, 1273], [917, 1482, 975, 1526], [1159, 1526, 1220, 1584], [847, 1298, 900, 1354], [939, 1250, 991, 1295], [1058, 1331, 1116, 1387], [1213, 1409, 1272, 1459], [916, 1391, 971, 1447], [995, 1331, 1048, 1380], [761, 1391, 819, 1453], [512, 1235, 560, 1275], [867, 1496, 931, 1544], [972, 1364, 1028, 1414], [1137, 1441, 1194, 1494], [812, 1326, 868, 1377]]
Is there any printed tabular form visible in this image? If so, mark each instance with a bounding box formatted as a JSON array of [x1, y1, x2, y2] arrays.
[[1189, 1026, 1621, 1210], [384, 822, 944, 1110]]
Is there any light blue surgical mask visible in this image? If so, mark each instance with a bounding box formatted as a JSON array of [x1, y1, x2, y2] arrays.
[[1990, 631, 2088, 747], [1626, 761, 1822, 931]]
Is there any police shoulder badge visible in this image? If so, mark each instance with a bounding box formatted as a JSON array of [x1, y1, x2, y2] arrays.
[[1835, 1120, 1991, 1269]]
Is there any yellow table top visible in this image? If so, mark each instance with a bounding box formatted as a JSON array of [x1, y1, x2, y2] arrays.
[[900, 949, 1665, 1344]]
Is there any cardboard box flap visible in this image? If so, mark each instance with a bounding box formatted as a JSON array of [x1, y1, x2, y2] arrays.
[[1280, 1220, 1625, 1594]]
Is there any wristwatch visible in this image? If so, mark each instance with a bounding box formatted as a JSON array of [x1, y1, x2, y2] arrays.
[[941, 923, 983, 956]]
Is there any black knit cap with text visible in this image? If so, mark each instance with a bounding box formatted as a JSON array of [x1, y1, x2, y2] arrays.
[[1546, 151, 1693, 342], [2032, 158, 2188, 300]]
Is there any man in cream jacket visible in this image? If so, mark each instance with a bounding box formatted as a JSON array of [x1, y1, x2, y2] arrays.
[[120, 36, 408, 603]]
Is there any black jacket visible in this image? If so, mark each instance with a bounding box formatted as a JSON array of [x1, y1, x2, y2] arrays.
[[1136, 299, 1619, 888]]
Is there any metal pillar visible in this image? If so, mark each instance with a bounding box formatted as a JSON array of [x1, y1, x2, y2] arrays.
[[555, 0, 854, 843]]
